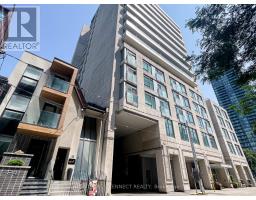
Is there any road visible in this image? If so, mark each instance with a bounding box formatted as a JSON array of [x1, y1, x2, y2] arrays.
[[112, 187, 256, 196]]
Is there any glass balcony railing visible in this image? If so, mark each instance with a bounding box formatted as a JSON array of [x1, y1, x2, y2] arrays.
[[45, 75, 70, 93], [22, 110, 61, 129], [126, 91, 138, 106]]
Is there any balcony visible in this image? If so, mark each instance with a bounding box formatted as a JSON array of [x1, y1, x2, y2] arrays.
[[17, 97, 63, 137], [45, 75, 70, 93], [126, 91, 138, 106]]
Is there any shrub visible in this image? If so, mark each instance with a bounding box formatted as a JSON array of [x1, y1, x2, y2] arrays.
[[6, 159, 25, 166]]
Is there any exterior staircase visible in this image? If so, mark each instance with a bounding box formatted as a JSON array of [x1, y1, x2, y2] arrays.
[[19, 177, 49, 196]]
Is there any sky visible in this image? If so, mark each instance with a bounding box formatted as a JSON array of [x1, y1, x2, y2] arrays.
[[0, 4, 217, 102]]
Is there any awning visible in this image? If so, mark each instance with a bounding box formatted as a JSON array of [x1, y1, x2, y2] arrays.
[[210, 163, 232, 169]]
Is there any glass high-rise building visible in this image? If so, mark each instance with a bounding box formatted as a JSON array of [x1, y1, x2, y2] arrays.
[[211, 68, 256, 152]]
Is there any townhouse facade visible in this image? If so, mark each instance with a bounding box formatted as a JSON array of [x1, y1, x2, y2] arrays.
[[0, 51, 106, 186]]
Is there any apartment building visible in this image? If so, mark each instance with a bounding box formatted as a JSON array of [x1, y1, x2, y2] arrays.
[[0, 51, 106, 184], [211, 69, 256, 151], [72, 4, 239, 194], [206, 99, 255, 186]]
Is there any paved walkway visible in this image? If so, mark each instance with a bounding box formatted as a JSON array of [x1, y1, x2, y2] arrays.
[[112, 187, 256, 196]]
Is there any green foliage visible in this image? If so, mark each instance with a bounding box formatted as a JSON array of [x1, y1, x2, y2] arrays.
[[186, 5, 256, 85], [243, 148, 256, 177], [6, 159, 25, 166], [229, 85, 256, 133]]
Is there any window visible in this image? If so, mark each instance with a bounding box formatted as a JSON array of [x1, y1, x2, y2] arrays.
[[230, 132, 238, 142], [186, 111, 195, 125], [170, 78, 186, 95], [126, 84, 138, 106], [126, 66, 137, 84], [6, 94, 30, 112], [176, 106, 186, 123], [218, 116, 226, 127], [197, 116, 205, 129], [226, 121, 233, 130], [235, 145, 243, 156], [143, 60, 152, 74], [193, 102, 200, 113], [144, 75, 154, 90], [200, 106, 207, 118], [155, 69, 165, 83], [202, 132, 210, 147], [180, 84, 187, 95], [183, 96, 190, 109], [157, 83, 167, 98], [179, 124, 189, 141], [160, 100, 170, 117], [2, 109, 23, 120], [197, 95, 203, 104], [221, 110, 228, 119], [173, 92, 182, 107], [145, 92, 156, 109], [165, 119, 174, 138], [190, 90, 197, 101], [227, 142, 236, 154], [23, 65, 43, 80], [204, 120, 213, 133], [209, 135, 218, 149], [15, 77, 37, 97], [222, 128, 231, 140], [191, 128, 200, 144], [126, 49, 136, 66], [214, 105, 221, 115]]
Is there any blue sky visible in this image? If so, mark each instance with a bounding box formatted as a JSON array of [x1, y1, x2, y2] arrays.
[[0, 4, 217, 102]]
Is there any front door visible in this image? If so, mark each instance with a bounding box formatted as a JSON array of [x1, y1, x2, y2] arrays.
[[27, 139, 50, 178], [53, 148, 68, 180]]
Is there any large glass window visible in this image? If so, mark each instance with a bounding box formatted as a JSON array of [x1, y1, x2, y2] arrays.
[[209, 135, 218, 149], [179, 124, 189, 141], [73, 117, 97, 180], [126, 84, 138, 106], [155, 69, 165, 83], [144, 75, 154, 90], [202, 132, 210, 147], [126, 66, 137, 84], [214, 105, 221, 115], [126, 49, 136, 66], [197, 116, 205, 129], [165, 119, 174, 138], [226, 120, 233, 130], [235, 145, 243, 156], [170, 78, 186, 95], [2, 109, 23, 120], [186, 111, 195, 124], [173, 91, 182, 107], [143, 60, 152, 75], [6, 94, 30, 112], [15, 77, 37, 97], [160, 100, 170, 117], [193, 102, 200, 113], [218, 116, 226, 127], [176, 106, 186, 123], [145, 92, 156, 109], [191, 128, 200, 144], [183, 96, 190, 109], [157, 83, 167, 98], [190, 89, 197, 101], [230, 132, 238, 142], [23, 65, 43, 80], [227, 142, 236, 154], [222, 128, 231, 140], [200, 106, 207, 118]]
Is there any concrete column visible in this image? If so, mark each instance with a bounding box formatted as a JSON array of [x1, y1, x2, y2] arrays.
[[155, 148, 173, 193], [172, 155, 187, 191], [216, 168, 232, 188], [228, 162, 241, 183], [236, 165, 248, 185], [243, 166, 256, 186], [198, 159, 213, 189], [100, 130, 115, 195], [178, 149, 190, 191]]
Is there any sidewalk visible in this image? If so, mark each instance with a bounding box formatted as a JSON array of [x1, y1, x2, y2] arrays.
[[112, 187, 256, 196]]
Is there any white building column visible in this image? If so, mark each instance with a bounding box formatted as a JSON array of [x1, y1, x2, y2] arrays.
[[198, 158, 213, 189]]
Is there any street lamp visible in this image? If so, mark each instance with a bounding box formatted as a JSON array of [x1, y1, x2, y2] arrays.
[[181, 121, 205, 194]]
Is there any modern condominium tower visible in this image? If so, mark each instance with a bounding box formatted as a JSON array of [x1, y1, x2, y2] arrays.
[[72, 5, 254, 194], [211, 69, 256, 152]]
